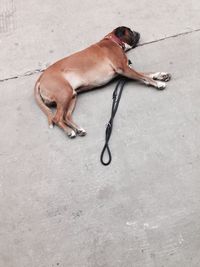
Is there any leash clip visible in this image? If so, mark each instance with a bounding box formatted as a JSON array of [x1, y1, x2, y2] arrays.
[[106, 122, 111, 128]]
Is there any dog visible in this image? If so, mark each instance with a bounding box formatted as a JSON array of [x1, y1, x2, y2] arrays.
[[34, 26, 171, 138]]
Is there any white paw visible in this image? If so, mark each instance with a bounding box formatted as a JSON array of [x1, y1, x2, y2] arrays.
[[152, 72, 171, 82], [49, 124, 54, 129], [144, 80, 150, 86], [156, 81, 166, 90], [77, 128, 87, 136], [68, 130, 76, 138]]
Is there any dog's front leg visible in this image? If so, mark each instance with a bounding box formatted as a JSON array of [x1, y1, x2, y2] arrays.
[[117, 66, 167, 90], [142, 72, 171, 82]]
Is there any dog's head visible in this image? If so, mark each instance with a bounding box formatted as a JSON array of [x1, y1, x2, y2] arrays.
[[114, 26, 140, 49]]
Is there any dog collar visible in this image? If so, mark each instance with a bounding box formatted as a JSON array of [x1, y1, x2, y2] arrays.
[[104, 34, 125, 50]]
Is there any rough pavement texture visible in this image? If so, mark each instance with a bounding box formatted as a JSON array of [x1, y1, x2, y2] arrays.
[[0, 1, 200, 267]]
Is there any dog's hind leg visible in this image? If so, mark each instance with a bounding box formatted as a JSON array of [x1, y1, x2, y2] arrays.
[[53, 103, 76, 138], [48, 83, 77, 138], [64, 95, 87, 136]]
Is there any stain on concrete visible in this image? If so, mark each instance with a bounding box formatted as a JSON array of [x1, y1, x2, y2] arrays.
[[97, 186, 115, 200], [72, 210, 83, 219], [0, 0, 16, 34]]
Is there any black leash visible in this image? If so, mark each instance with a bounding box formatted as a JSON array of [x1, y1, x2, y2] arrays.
[[100, 76, 129, 166]]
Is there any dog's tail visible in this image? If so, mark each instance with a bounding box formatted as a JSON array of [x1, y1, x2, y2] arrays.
[[34, 79, 53, 127]]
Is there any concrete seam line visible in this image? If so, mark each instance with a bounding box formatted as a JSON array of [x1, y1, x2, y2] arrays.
[[0, 68, 46, 83], [138, 28, 200, 47], [1, 28, 200, 83]]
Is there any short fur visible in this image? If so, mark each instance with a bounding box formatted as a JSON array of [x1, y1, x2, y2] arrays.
[[34, 26, 171, 138]]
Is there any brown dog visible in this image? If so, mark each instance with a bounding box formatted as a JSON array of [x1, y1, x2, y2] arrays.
[[34, 26, 171, 138]]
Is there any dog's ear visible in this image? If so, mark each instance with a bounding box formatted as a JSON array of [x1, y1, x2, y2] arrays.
[[114, 26, 126, 38]]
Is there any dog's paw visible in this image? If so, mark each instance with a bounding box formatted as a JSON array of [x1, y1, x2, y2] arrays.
[[156, 81, 166, 90], [153, 72, 171, 82], [77, 128, 87, 136], [67, 130, 76, 139], [159, 72, 171, 82]]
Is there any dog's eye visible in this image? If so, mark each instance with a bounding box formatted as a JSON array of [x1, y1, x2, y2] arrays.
[[115, 27, 126, 37]]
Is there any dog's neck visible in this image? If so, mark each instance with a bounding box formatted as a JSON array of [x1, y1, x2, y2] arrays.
[[104, 33, 125, 50]]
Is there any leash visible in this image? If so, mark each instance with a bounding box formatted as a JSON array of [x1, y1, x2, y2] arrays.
[[100, 78, 128, 165], [100, 60, 132, 166]]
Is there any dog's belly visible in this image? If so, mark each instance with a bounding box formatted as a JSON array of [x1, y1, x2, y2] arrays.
[[62, 66, 116, 92], [87, 70, 116, 88]]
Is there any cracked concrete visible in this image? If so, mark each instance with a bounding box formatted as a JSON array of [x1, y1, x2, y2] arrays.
[[138, 27, 200, 46], [1, 27, 200, 83], [0, 29, 200, 82], [0, 68, 45, 83], [0, 1, 200, 267]]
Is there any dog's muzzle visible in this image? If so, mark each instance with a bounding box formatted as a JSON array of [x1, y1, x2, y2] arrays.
[[132, 31, 140, 48]]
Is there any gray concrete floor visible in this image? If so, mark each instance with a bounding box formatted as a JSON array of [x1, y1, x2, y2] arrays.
[[0, 1, 200, 266]]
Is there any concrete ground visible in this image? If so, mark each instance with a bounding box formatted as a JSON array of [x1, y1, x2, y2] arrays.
[[0, 0, 200, 266]]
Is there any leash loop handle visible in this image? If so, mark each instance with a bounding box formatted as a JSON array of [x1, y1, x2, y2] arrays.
[[100, 136, 112, 166]]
